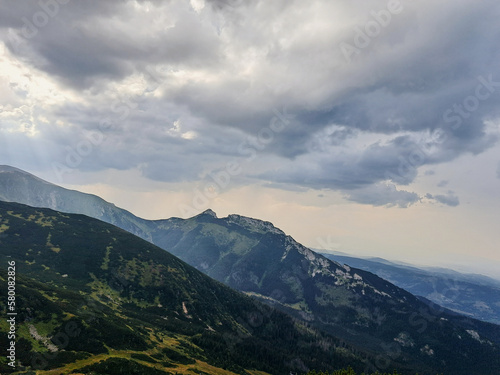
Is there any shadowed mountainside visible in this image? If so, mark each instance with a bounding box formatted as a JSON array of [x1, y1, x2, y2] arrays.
[[0, 201, 365, 375]]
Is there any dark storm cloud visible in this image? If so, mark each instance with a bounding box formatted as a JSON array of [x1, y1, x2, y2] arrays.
[[1, 0, 499, 207], [1, 0, 221, 89], [167, 0, 500, 160]]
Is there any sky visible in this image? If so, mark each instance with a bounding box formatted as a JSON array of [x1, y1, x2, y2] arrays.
[[1, 0, 500, 277]]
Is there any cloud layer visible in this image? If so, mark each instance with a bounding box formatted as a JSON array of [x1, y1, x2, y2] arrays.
[[1, 0, 500, 207]]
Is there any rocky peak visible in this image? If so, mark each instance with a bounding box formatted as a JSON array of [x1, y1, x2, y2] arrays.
[[200, 209, 217, 218], [0, 165, 52, 185]]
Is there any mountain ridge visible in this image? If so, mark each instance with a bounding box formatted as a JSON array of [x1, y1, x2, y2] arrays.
[[0, 164, 153, 241], [0, 200, 365, 374], [141, 206, 500, 374], [320, 252, 500, 324], [1, 166, 500, 374]]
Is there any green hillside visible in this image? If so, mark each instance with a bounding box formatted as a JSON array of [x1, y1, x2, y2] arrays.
[[0, 201, 365, 375]]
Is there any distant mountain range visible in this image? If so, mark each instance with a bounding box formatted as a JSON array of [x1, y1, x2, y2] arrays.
[[1, 165, 500, 374], [319, 253, 500, 325]]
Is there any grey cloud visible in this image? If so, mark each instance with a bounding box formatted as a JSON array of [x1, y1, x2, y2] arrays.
[[0, 98, 245, 185], [1, 0, 499, 208], [437, 180, 449, 187], [262, 182, 309, 193], [258, 135, 428, 191], [205, 0, 247, 11], [306, 126, 358, 152], [168, 1, 500, 167], [254, 115, 498, 195], [139, 159, 203, 183], [426, 192, 460, 207], [2, 1, 222, 89], [345, 183, 420, 208], [0, 1, 119, 29]]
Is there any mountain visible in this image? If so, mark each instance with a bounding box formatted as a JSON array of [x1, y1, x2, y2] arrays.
[[147, 209, 500, 375], [0, 201, 364, 375], [0, 165, 153, 240], [319, 253, 500, 325], [2, 166, 500, 374], [3, 165, 499, 323]]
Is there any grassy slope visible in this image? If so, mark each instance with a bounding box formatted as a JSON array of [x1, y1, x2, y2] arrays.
[[0, 201, 364, 375]]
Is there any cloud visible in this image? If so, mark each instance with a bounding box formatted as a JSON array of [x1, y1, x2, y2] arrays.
[[426, 192, 460, 207], [0, 0, 499, 208], [345, 183, 420, 208], [257, 133, 447, 191], [2, 1, 222, 89]]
